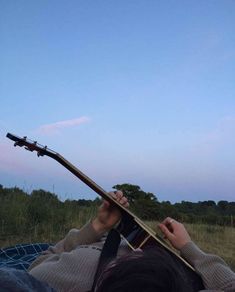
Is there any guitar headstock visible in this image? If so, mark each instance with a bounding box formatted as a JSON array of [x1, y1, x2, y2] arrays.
[[6, 133, 57, 158]]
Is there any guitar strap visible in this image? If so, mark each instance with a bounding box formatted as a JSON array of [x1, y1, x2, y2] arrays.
[[90, 228, 121, 292]]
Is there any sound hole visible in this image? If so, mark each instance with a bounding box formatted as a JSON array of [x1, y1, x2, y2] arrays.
[[127, 227, 156, 249]]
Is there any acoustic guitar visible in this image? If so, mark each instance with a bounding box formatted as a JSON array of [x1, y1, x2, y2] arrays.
[[6, 132, 204, 290]]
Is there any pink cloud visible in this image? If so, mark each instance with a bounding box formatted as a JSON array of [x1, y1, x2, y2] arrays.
[[37, 116, 90, 135]]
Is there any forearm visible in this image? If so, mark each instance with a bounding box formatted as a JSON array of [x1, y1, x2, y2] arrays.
[[63, 221, 106, 251], [180, 241, 235, 291], [28, 220, 105, 271]]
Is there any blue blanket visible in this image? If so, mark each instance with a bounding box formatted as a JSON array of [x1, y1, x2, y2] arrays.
[[0, 243, 55, 291], [0, 243, 51, 271]]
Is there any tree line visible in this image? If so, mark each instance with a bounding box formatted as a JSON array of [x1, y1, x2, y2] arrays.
[[0, 183, 234, 243]]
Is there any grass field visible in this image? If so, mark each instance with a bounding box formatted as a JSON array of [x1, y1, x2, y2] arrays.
[[186, 223, 235, 271], [1, 220, 234, 271]]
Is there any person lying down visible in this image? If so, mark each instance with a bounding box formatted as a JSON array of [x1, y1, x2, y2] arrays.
[[27, 191, 235, 292]]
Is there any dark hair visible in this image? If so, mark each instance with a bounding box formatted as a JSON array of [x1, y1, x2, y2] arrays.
[[95, 248, 193, 292]]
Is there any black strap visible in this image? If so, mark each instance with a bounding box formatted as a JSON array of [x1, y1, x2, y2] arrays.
[[90, 228, 121, 292]]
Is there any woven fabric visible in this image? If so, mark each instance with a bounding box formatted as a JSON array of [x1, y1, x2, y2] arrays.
[[0, 243, 51, 271]]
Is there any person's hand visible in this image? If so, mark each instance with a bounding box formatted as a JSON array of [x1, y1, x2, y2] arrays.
[[92, 191, 129, 234], [158, 217, 191, 250]]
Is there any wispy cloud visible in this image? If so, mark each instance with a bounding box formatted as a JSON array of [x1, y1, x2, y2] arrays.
[[37, 116, 91, 135]]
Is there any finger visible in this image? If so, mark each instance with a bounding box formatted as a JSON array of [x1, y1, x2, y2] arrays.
[[120, 197, 129, 208], [100, 200, 110, 210], [119, 196, 127, 205], [158, 223, 174, 241], [109, 192, 118, 201], [124, 201, 129, 208], [115, 190, 123, 200], [162, 218, 176, 233], [162, 217, 176, 226], [108, 191, 128, 207]]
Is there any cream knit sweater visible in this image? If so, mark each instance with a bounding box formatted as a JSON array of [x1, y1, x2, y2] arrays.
[[28, 222, 235, 292]]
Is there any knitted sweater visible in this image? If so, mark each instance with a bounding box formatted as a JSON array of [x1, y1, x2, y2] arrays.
[[28, 222, 235, 292]]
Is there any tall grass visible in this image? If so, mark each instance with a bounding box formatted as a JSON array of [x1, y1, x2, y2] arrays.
[[0, 206, 97, 248], [186, 223, 235, 271]]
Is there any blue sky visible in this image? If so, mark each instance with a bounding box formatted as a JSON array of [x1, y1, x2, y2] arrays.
[[1, 1, 235, 202]]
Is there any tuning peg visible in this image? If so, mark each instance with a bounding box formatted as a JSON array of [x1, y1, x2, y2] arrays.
[[14, 141, 23, 147], [37, 151, 44, 157]]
